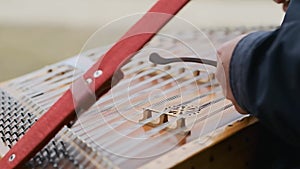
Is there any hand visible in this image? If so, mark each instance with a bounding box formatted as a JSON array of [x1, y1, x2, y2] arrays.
[[216, 35, 248, 114], [274, 0, 290, 11]]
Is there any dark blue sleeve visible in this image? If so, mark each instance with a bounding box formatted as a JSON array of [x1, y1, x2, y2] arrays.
[[230, 0, 300, 147]]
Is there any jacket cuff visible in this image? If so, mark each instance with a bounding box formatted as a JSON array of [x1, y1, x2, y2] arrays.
[[229, 31, 272, 114]]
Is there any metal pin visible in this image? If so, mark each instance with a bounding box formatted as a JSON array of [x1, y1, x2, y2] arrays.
[[93, 70, 103, 78], [86, 78, 93, 84], [9, 154, 16, 162]]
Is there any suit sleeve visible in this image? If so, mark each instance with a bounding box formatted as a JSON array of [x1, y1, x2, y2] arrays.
[[229, 0, 300, 147]]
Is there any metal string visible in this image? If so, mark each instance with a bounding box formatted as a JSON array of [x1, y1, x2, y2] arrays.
[[93, 95, 224, 154], [71, 68, 203, 132], [114, 103, 234, 165], [72, 72, 213, 136]]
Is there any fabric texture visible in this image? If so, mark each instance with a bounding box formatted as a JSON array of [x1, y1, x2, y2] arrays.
[[230, 0, 300, 168]]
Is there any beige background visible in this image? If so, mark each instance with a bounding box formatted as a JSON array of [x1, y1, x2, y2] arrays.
[[0, 0, 285, 81]]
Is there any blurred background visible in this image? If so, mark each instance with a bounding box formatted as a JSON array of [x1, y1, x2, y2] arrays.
[[0, 0, 285, 82]]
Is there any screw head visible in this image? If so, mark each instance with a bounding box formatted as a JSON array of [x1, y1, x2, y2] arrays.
[[93, 70, 103, 78], [86, 78, 93, 84], [9, 154, 16, 162]]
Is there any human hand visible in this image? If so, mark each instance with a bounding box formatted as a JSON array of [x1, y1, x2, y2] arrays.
[[274, 0, 290, 11], [216, 35, 248, 114]]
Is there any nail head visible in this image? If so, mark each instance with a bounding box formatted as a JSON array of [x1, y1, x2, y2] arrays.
[[93, 70, 103, 78], [9, 154, 16, 162], [86, 78, 93, 84]]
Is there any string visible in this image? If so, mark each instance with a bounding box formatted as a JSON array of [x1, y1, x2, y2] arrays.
[[114, 103, 234, 165], [72, 81, 216, 155], [93, 95, 224, 154], [78, 86, 220, 154], [71, 68, 206, 133], [72, 73, 214, 137]]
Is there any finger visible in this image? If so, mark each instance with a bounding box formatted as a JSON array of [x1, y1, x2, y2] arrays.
[[215, 47, 224, 85], [215, 64, 226, 94], [283, 1, 289, 11]]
